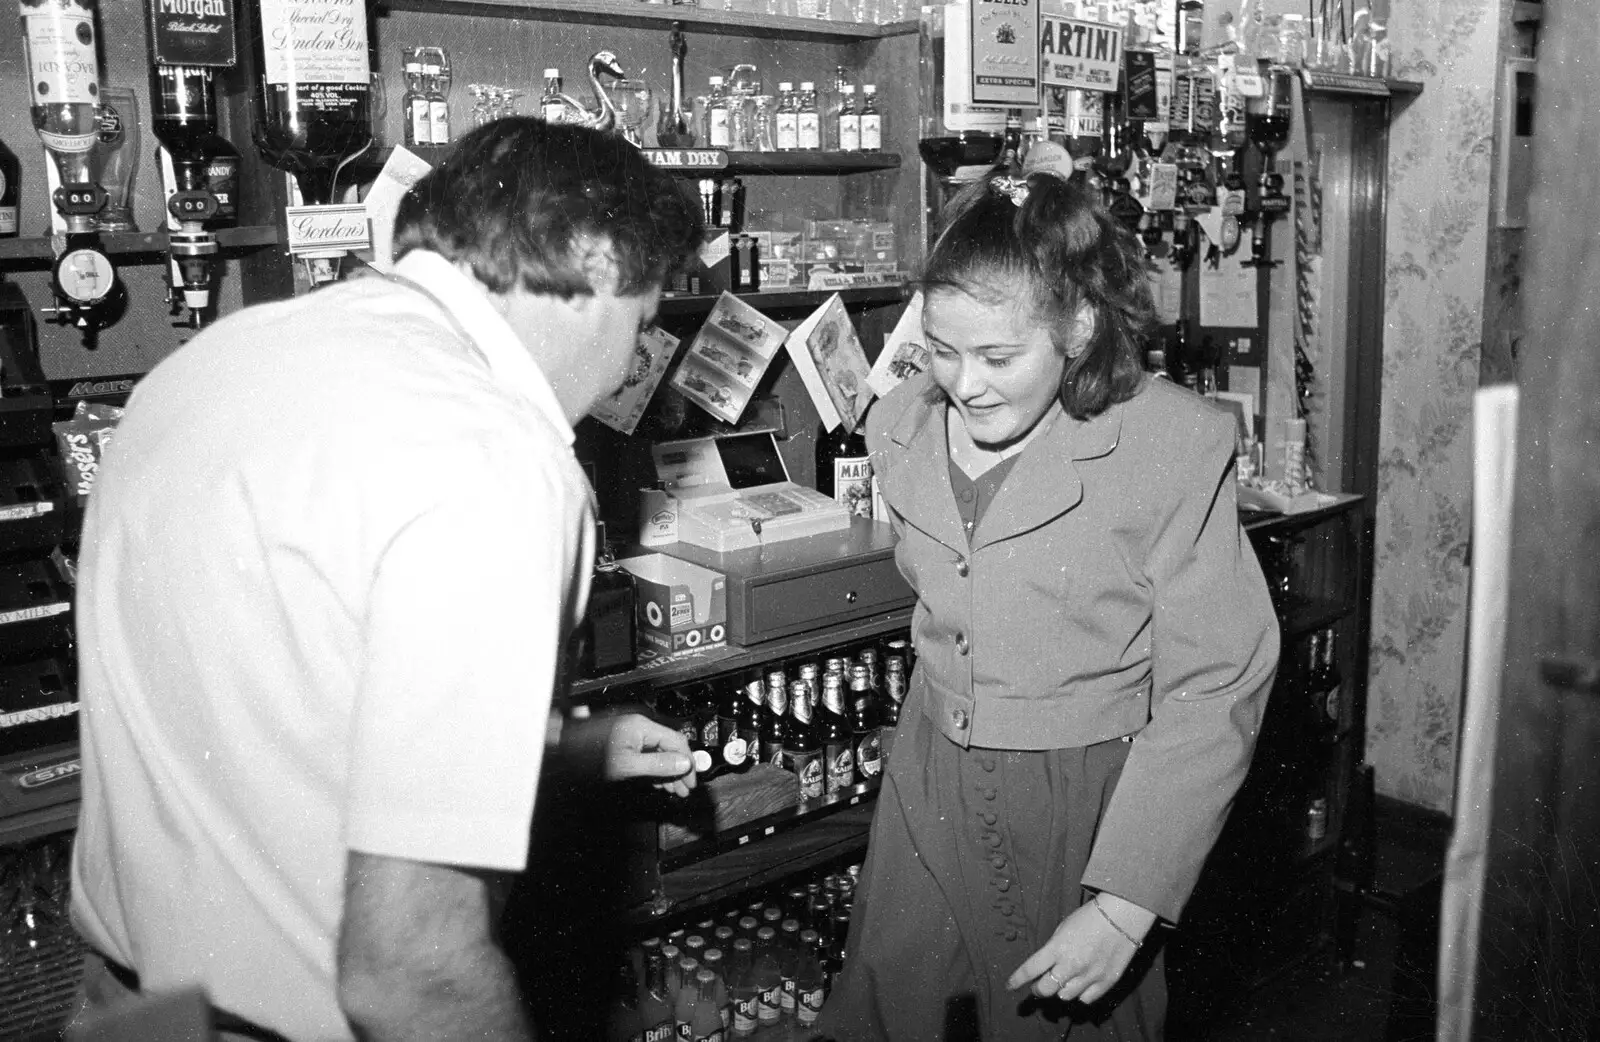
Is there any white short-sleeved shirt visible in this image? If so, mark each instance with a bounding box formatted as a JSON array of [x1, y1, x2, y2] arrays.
[[69, 250, 595, 1041]]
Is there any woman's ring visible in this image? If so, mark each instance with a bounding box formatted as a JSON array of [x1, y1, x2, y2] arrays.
[[1042, 969, 1061, 986]]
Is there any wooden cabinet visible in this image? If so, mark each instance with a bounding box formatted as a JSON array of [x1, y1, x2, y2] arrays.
[[1168, 494, 1373, 1030]]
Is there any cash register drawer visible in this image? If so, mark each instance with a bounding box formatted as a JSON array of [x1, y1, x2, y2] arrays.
[[661, 518, 914, 645]]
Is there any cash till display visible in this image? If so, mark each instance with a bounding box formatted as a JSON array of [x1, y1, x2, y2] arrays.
[[646, 431, 852, 553]]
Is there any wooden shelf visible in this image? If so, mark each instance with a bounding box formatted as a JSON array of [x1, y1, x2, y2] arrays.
[[0, 226, 281, 266], [658, 283, 908, 317], [367, 146, 901, 177], [569, 607, 911, 702], [1301, 70, 1425, 98], [660, 778, 880, 872], [630, 799, 873, 925], [384, 0, 918, 40]]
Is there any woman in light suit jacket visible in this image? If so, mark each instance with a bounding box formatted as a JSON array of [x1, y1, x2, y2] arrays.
[[816, 170, 1280, 1041]]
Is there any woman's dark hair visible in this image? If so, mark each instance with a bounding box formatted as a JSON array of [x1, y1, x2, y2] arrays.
[[392, 118, 703, 298], [919, 171, 1154, 419]]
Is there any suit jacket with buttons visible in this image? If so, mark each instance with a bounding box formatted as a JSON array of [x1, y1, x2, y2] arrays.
[[866, 371, 1280, 922]]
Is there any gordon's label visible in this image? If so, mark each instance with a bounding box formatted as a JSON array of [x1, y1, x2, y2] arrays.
[[256, 0, 370, 86]]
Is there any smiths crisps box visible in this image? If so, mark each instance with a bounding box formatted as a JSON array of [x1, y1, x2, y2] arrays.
[[615, 553, 728, 661]]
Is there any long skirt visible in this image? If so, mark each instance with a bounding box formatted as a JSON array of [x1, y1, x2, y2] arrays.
[[816, 681, 1167, 1041]]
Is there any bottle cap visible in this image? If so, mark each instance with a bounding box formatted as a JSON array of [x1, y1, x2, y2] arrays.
[[691, 748, 713, 773], [697, 968, 717, 984]]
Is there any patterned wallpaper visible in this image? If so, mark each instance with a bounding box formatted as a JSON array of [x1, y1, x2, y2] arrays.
[[1367, 0, 1503, 813]]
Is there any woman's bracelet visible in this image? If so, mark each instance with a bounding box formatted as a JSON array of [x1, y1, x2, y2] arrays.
[[1091, 896, 1142, 950]]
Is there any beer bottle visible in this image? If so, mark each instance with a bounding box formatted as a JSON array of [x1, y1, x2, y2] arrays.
[[884, 635, 914, 675], [881, 655, 907, 766], [728, 938, 759, 1038], [640, 948, 675, 1042], [689, 682, 720, 759], [606, 954, 644, 1042], [700, 948, 732, 1031], [818, 672, 856, 794], [795, 929, 828, 1027], [797, 661, 822, 719], [656, 686, 697, 748], [759, 669, 789, 766], [778, 917, 803, 1018], [849, 668, 882, 783], [752, 926, 784, 1026], [784, 679, 824, 800], [690, 968, 723, 1042], [673, 956, 701, 1035], [718, 672, 758, 775], [857, 646, 881, 692], [1322, 629, 1343, 731]]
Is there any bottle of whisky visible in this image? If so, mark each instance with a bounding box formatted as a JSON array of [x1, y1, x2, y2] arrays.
[[859, 84, 881, 151], [775, 83, 799, 151], [797, 82, 821, 151], [837, 85, 860, 152], [706, 75, 732, 148]]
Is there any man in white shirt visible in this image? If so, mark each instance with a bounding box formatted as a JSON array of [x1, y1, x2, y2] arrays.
[[69, 119, 705, 1041]]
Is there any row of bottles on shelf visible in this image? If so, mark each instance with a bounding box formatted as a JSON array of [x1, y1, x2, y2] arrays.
[[646, 634, 912, 799], [400, 45, 455, 147], [611, 864, 861, 1040], [531, 60, 888, 154]]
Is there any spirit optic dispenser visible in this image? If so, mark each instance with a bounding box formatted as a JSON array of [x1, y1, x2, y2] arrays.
[[146, 0, 237, 325], [18, 0, 127, 339]]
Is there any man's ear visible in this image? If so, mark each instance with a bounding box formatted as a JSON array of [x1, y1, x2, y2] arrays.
[[572, 236, 622, 302], [1065, 303, 1095, 358]]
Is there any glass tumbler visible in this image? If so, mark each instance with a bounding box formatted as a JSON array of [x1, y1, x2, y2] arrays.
[[92, 87, 139, 233]]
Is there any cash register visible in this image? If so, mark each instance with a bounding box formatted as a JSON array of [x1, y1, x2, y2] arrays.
[[641, 431, 852, 553]]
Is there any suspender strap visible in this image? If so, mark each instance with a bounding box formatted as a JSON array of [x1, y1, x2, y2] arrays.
[[94, 951, 298, 1042]]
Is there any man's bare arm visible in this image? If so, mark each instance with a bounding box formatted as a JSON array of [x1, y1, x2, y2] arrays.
[[337, 851, 532, 1042]]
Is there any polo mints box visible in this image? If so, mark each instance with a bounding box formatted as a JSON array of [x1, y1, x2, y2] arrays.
[[615, 553, 728, 661]]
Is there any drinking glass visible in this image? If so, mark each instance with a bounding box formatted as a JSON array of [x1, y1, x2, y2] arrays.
[[610, 80, 655, 145], [92, 87, 139, 233]]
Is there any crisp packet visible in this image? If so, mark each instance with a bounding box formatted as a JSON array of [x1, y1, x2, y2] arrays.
[[53, 401, 125, 505]]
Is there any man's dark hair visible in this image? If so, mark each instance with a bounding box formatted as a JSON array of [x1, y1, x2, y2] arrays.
[[392, 118, 703, 298]]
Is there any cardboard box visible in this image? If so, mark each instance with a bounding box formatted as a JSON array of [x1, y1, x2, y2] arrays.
[[615, 553, 728, 660]]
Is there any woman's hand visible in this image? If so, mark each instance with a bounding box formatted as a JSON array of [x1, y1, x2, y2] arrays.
[[1006, 893, 1157, 1006]]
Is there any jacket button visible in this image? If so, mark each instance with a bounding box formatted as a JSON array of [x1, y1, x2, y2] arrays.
[[955, 557, 970, 577], [979, 757, 996, 773], [994, 878, 1012, 892], [981, 787, 997, 801], [981, 811, 997, 825], [983, 832, 1002, 848], [1004, 927, 1019, 942], [955, 633, 969, 655], [952, 708, 969, 729], [990, 855, 1007, 869]]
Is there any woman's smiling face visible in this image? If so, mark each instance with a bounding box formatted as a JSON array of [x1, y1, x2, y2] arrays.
[[924, 286, 1066, 449]]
